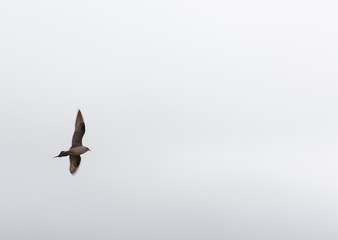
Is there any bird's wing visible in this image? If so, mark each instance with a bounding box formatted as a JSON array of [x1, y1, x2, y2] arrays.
[[69, 155, 81, 174], [71, 110, 85, 148]]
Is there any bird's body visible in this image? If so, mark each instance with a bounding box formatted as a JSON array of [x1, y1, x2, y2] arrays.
[[54, 110, 90, 174], [69, 146, 90, 155]]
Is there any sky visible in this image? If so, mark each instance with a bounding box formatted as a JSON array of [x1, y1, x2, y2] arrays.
[[1, 0, 338, 239]]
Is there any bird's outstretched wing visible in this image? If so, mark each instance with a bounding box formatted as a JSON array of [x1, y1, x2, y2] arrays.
[[69, 155, 81, 174], [71, 110, 85, 148]]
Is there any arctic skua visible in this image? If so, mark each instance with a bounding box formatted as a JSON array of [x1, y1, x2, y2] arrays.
[[54, 110, 90, 174]]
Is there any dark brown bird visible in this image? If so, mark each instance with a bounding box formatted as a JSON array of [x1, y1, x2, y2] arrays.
[[54, 110, 91, 174]]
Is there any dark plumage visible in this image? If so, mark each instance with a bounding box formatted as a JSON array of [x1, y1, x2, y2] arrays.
[[72, 110, 86, 148], [54, 110, 90, 174]]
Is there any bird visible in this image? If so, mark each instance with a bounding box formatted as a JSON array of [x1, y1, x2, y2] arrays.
[[54, 110, 91, 174]]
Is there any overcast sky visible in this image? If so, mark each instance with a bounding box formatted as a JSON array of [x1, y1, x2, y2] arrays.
[[1, 0, 338, 239]]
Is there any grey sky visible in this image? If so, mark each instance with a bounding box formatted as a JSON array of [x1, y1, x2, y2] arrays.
[[1, 0, 338, 239]]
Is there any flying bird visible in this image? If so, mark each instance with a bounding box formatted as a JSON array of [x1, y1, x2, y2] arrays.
[[54, 110, 90, 174]]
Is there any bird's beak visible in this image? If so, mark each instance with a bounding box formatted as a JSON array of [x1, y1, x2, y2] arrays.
[[53, 156, 58, 158]]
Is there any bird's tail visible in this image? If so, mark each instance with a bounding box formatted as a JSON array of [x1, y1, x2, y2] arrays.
[[53, 150, 71, 158]]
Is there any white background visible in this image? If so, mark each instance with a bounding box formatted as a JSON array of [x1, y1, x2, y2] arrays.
[[1, 0, 338, 239]]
